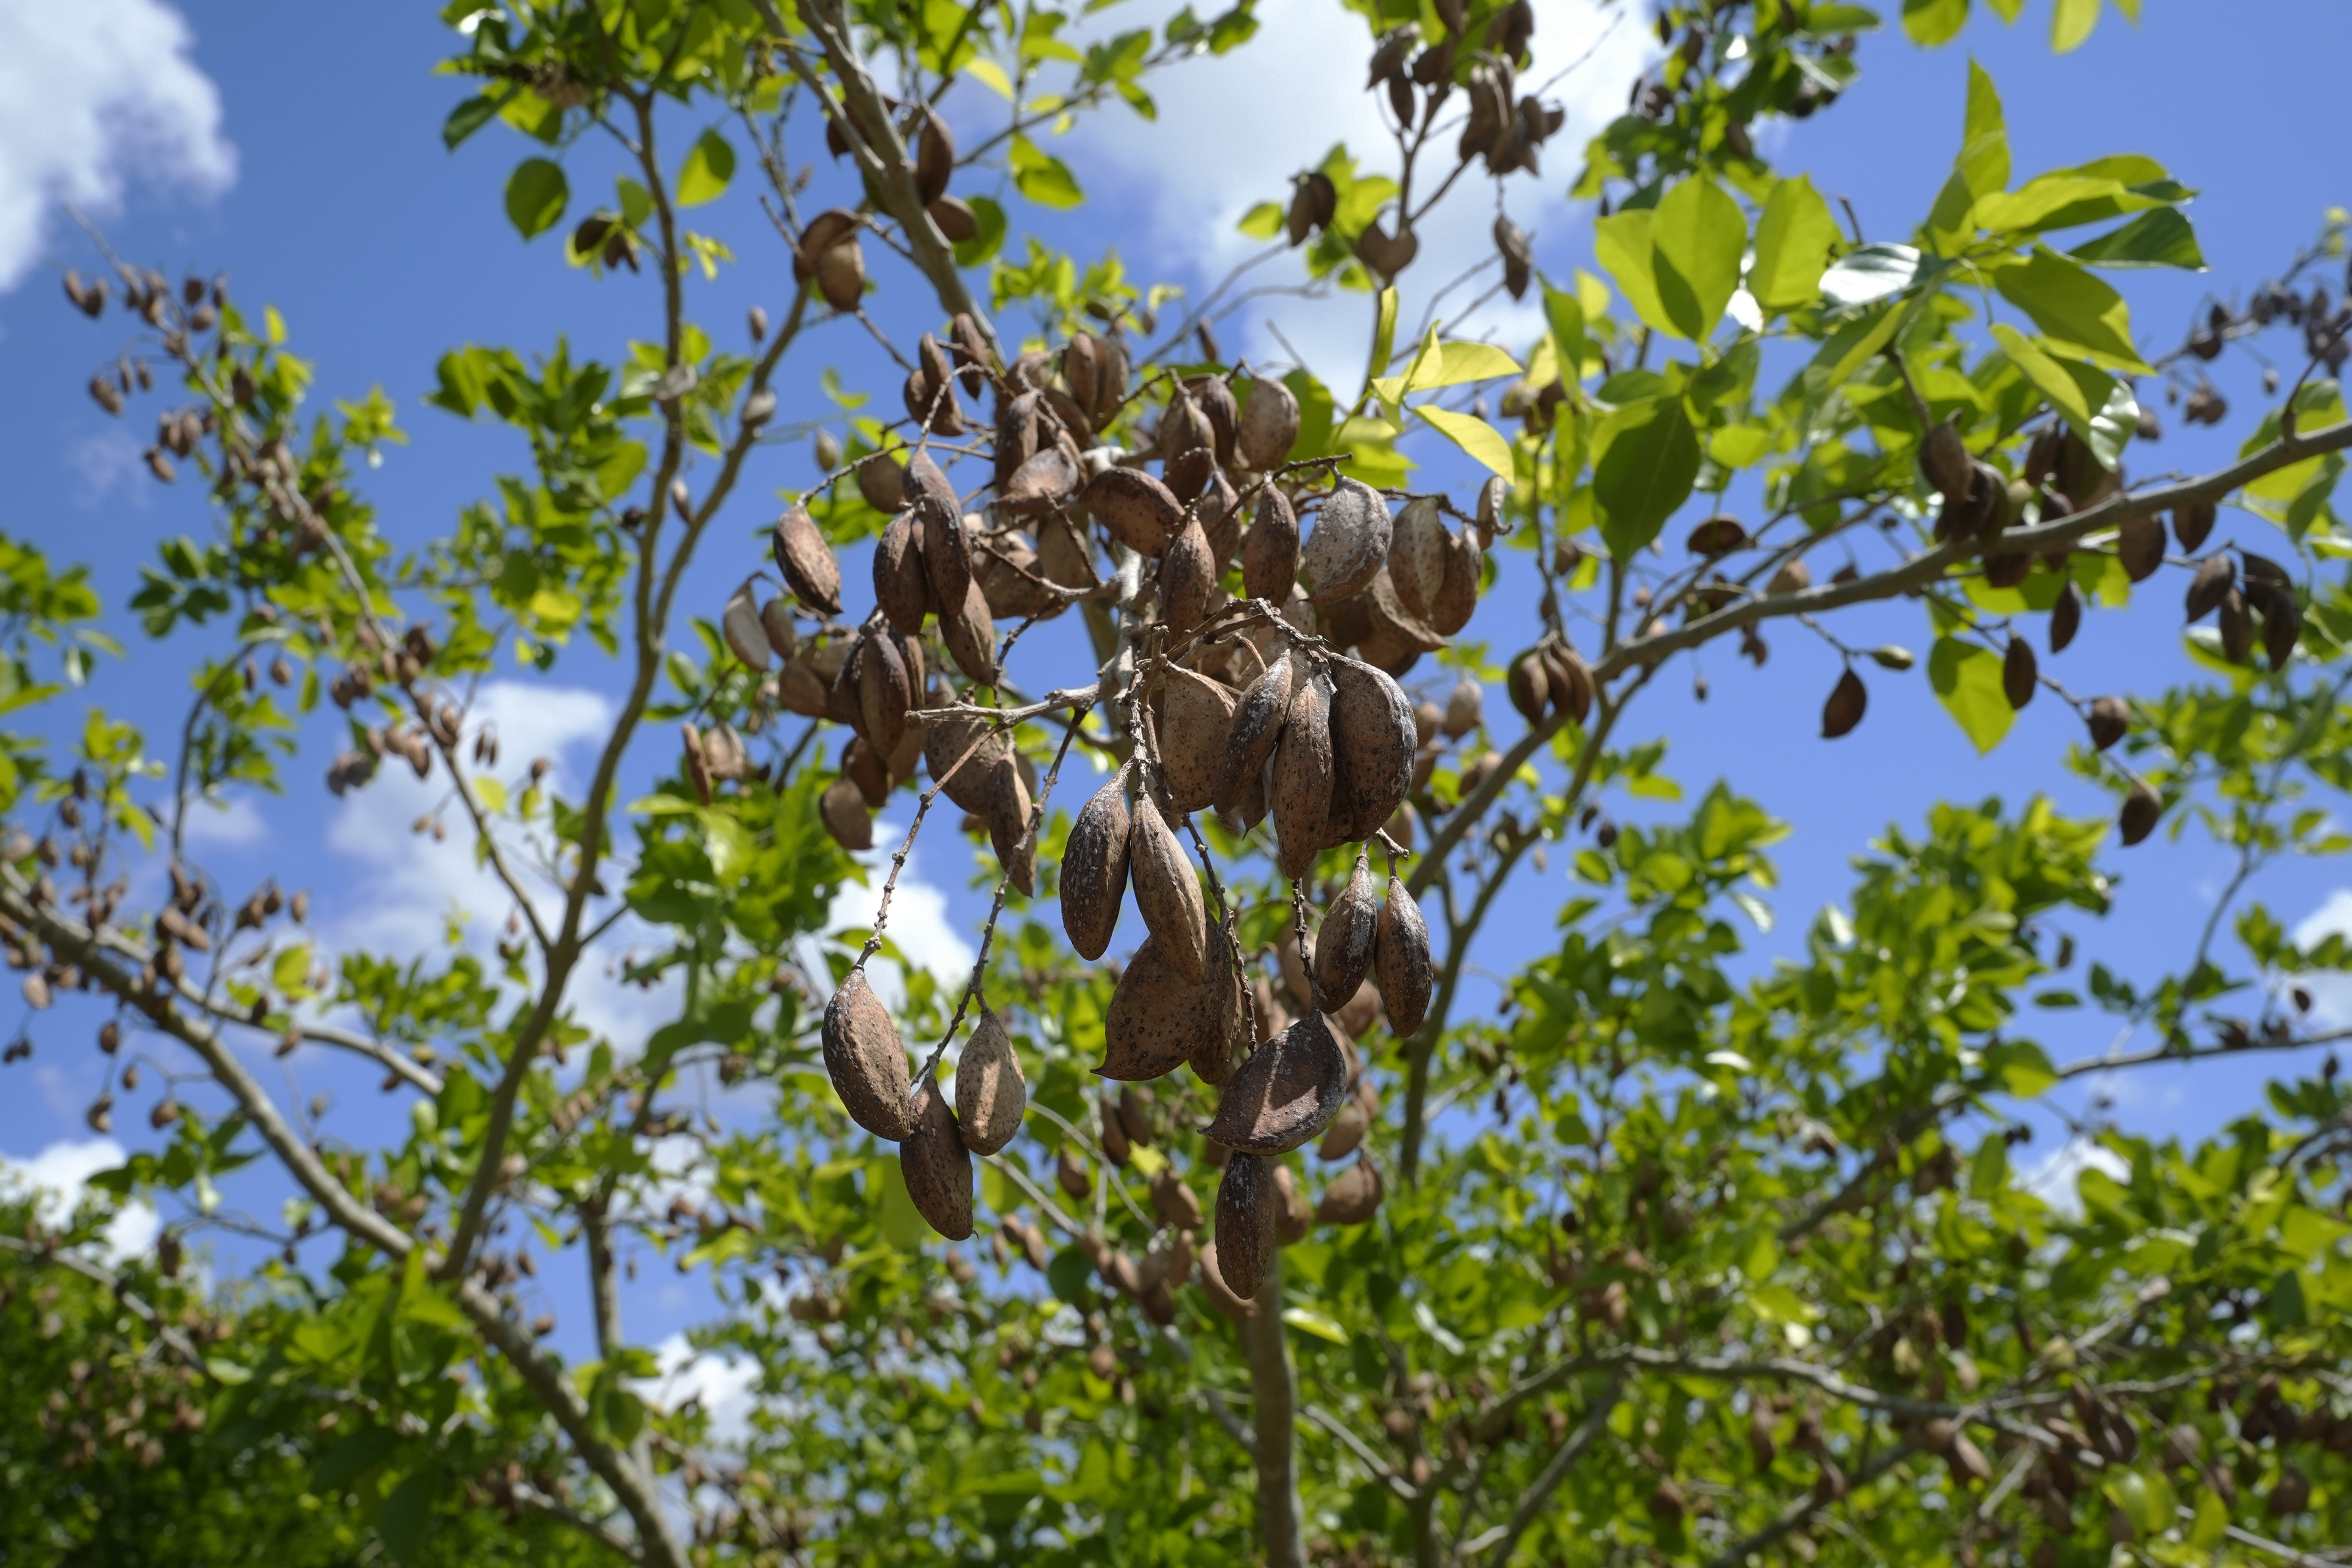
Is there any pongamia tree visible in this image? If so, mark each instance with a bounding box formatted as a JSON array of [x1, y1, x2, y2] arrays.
[[10, 0, 2352, 1564]]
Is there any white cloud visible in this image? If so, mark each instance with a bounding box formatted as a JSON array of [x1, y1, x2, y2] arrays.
[[1053, 0, 1654, 387], [641, 1330, 762, 1448], [0, 1135, 159, 1259], [0, 0, 235, 289], [2019, 1139, 2128, 1220], [182, 795, 267, 849], [65, 428, 148, 510], [2292, 890, 2352, 1028]]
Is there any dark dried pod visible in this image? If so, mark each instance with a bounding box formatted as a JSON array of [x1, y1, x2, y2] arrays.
[[1821, 669, 1867, 738], [1375, 875, 1432, 1036], [1919, 418, 1973, 501], [2185, 554, 2235, 622], [2086, 696, 2130, 751], [822, 969, 914, 1140], [1312, 855, 1379, 1012], [2050, 579, 2083, 653], [1061, 771, 1133, 961], [1215, 1154, 1279, 1300], [1206, 1011, 1349, 1154], [2002, 637, 2037, 709], [1242, 487, 1301, 606], [900, 1080, 974, 1240], [2118, 782, 2162, 846], [2174, 500, 2216, 552], [2115, 512, 2165, 582], [772, 505, 844, 615], [873, 511, 931, 632]]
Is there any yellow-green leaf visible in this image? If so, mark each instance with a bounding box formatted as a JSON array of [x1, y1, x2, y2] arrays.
[[1749, 176, 1838, 314], [677, 130, 735, 208], [1989, 246, 2149, 371], [1415, 405, 1515, 478], [1009, 135, 1084, 209], [2051, 0, 2099, 52], [1928, 636, 2014, 754], [1281, 1305, 1349, 1343]]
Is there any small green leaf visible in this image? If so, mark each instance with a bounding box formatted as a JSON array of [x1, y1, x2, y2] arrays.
[[1957, 60, 2009, 196], [1901, 0, 1969, 47], [1593, 397, 1700, 560], [442, 94, 502, 150], [1990, 246, 2150, 371], [1281, 1305, 1349, 1344], [1010, 135, 1084, 208], [1415, 405, 1515, 478], [1651, 176, 1746, 340], [953, 195, 1006, 266], [2051, 0, 2099, 51], [1749, 176, 1839, 314], [504, 158, 568, 239], [1237, 201, 1283, 239], [677, 130, 735, 207], [2069, 208, 2207, 270], [1595, 208, 1672, 339], [1927, 636, 2014, 754]]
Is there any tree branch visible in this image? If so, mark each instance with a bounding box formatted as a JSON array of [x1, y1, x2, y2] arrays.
[[1244, 1250, 1307, 1568]]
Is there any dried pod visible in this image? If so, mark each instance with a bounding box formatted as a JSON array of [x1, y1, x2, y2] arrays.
[[813, 234, 865, 312], [1767, 559, 1812, 596], [1323, 656, 1417, 843], [1919, 419, 1973, 501], [1375, 876, 1432, 1036], [2263, 590, 2302, 669], [2118, 782, 2161, 846], [1543, 640, 1594, 725], [2174, 500, 2216, 552], [1241, 488, 1303, 607], [2002, 637, 2037, 710], [1271, 674, 1334, 879], [1494, 214, 1533, 299], [759, 597, 800, 661], [939, 576, 999, 685], [722, 580, 772, 671], [1129, 790, 1208, 984], [2050, 578, 2084, 653], [1508, 652, 1549, 724], [1085, 467, 1183, 557], [1152, 1167, 1205, 1232], [854, 454, 906, 513], [1237, 375, 1301, 470], [843, 736, 891, 807], [1273, 1163, 1313, 1242], [919, 492, 974, 616], [1198, 1238, 1257, 1319], [1443, 677, 1482, 739], [1313, 855, 1379, 1012], [2115, 513, 2165, 582], [1318, 1096, 1369, 1160], [858, 630, 913, 758], [1160, 514, 1218, 633], [1002, 446, 1080, 515], [1215, 1154, 1279, 1301], [924, 711, 1006, 813], [819, 775, 874, 851], [1687, 514, 1748, 556], [772, 505, 843, 615], [1101, 928, 1234, 1080], [1061, 771, 1134, 960], [873, 511, 931, 632], [1821, 668, 1867, 738], [1159, 663, 1238, 814], [1425, 524, 1483, 637], [1206, 1011, 1349, 1154], [2086, 695, 2130, 750], [1213, 650, 1298, 815], [1316, 1154, 1384, 1225], [900, 1080, 975, 1240], [2185, 555, 2235, 622], [2215, 587, 2254, 663], [1387, 497, 1449, 618], [956, 1005, 1027, 1154], [913, 106, 955, 204], [987, 760, 1036, 896], [1303, 478, 1393, 605], [822, 969, 913, 1140]]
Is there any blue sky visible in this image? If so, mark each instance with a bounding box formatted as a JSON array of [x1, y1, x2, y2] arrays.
[[0, 0, 2348, 1404]]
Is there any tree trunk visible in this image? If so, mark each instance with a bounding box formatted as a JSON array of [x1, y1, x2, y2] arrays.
[[1244, 1252, 1307, 1568]]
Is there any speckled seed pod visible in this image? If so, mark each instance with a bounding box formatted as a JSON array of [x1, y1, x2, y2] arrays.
[[1270, 674, 1333, 880], [1213, 650, 1296, 816], [1214, 1153, 1279, 1301], [1323, 656, 1416, 845], [1315, 1154, 1383, 1225], [1374, 876, 1432, 1037], [1236, 375, 1301, 472], [1242, 487, 1301, 607], [1207, 1011, 1349, 1154], [1158, 663, 1236, 816], [1313, 855, 1379, 1013], [1101, 929, 1229, 1081], [1084, 466, 1183, 557], [722, 580, 771, 671], [899, 1080, 974, 1240], [955, 1005, 1026, 1155], [1159, 514, 1218, 634], [873, 511, 930, 632], [1128, 790, 1207, 985], [822, 968, 913, 1140], [772, 504, 843, 615], [1302, 478, 1392, 606], [1060, 770, 1133, 961]]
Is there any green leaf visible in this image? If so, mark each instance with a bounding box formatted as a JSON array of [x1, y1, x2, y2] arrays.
[[1594, 209, 1672, 339], [2188, 1491, 2229, 1550], [677, 130, 735, 208], [1010, 135, 1084, 208], [1990, 246, 2150, 371], [442, 94, 502, 150], [1237, 201, 1283, 239], [2051, 0, 2098, 51], [1957, 59, 2009, 196], [1749, 176, 1839, 314], [1651, 176, 1746, 341], [2069, 207, 2206, 269], [1411, 340, 1521, 392], [953, 194, 1006, 266], [381, 1464, 440, 1563], [504, 158, 568, 239], [875, 1156, 930, 1249], [1281, 1305, 1349, 1344], [1593, 397, 1700, 560], [1415, 405, 1515, 478], [1901, 0, 1970, 47], [1928, 636, 2015, 753]]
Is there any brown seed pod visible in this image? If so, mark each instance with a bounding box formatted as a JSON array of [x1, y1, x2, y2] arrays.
[[1197, 1238, 1257, 1319], [2050, 578, 2085, 653], [1543, 639, 1594, 725], [939, 576, 999, 685], [1425, 524, 1483, 637], [2118, 782, 2161, 846], [858, 630, 913, 758], [1101, 928, 1232, 1080], [913, 106, 955, 204], [1507, 652, 1549, 724], [1313, 855, 1379, 1012], [1687, 514, 1748, 556], [1387, 497, 1448, 618], [1303, 478, 1393, 605], [2262, 589, 2301, 669], [843, 736, 891, 807], [1271, 674, 1334, 879], [1159, 514, 1218, 634], [2217, 587, 2254, 664], [820, 775, 874, 850], [2185, 554, 2235, 622], [1919, 419, 1973, 501], [853, 453, 907, 513], [1188, 376, 1240, 468], [928, 194, 977, 244], [1207, 1011, 1349, 1154], [1945, 1433, 1991, 1486], [1376, 876, 1432, 1036], [919, 496, 974, 618], [975, 538, 1060, 621], [1152, 1167, 1205, 1232], [1085, 467, 1183, 557], [1215, 1154, 1279, 1301], [1237, 375, 1301, 471], [1241, 487, 1302, 607], [1129, 790, 1208, 984], [2115, 513, 2165, 582], [778, 659, 829, 717], [873, 511, 931, 632], [1061, 771, 1133, 960], [987, 760, 1036, 896], [1821, 668, 1867, 738], [1443, 676, 1482, 740], [722, 580, 772, 671], [1273, 1162, 1313, 1242], [1318, 1096, 1368, 1160], [822, 968, 914, 1140], [1316, 1154, 1384, 1225], [900, 1080, 974, 1240], [2174, 500, 2216, 552], [924, 711, 1006, 813], [1323, 655, 1417, 843], [1767, 559, 1812, 596], [2002, 637, 2037, 710], [2086, 695, 2129, 750], [814, 235, 865, 312], [772, 505, 843, 615], [1159, 662, 1238, 814], [759, 597, 799, 661], [1002, 446, 1080, 515], [955, 1004, 1026, 1155], [1213, 650, 1298, 814]]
